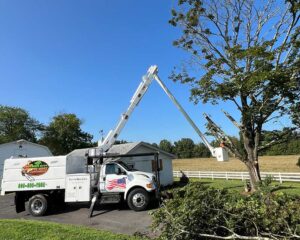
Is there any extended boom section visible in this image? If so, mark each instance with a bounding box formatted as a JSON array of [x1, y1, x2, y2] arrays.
[[97, 66, 157, 152]]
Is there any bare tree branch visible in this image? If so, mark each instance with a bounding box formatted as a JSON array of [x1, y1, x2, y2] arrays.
[[276, 11, 300, 66], [222, 109, 243, 130]]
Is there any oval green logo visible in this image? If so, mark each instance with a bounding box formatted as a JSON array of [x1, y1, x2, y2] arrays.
[[21, 161, 49, 176]]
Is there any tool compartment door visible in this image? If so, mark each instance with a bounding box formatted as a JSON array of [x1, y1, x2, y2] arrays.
[[65, 174, 90, 202]]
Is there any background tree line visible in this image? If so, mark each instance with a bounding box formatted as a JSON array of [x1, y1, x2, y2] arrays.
[[1, 105, 299, 158], [157, 134, 300, 159], [0, 105, 94, 155]]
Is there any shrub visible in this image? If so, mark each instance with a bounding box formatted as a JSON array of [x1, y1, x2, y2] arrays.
[[151, 183, 300, 239]]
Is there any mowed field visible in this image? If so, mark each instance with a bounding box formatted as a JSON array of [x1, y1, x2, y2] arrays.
[[173, 155, 300, 172]]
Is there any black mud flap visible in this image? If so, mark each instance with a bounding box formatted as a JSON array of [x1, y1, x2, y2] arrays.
[[15, 193, 25, 213]]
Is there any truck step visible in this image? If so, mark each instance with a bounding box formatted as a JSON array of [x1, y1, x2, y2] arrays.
[[99, 194, 121, 204]]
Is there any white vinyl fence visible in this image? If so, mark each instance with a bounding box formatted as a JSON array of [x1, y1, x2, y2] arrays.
[[173, 171, 300, 183]]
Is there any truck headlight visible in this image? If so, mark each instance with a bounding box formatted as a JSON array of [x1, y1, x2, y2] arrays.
[[146, 183, 153, 189]]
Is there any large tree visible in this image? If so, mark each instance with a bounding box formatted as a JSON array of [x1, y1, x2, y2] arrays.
[[170, 0, 300, 190], [0, 105, 43, 143], [40, 113, 93, 155]]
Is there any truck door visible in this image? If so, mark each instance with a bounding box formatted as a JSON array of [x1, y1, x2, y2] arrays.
[[104, 163, 127, 193]]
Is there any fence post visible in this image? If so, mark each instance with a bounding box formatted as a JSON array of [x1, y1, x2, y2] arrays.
[[212, 172, 214, 180], [226, 172, 228, 180], [279, 173, 282, 184], [198, 171, 201, 179], [241, 172, 244, 181]]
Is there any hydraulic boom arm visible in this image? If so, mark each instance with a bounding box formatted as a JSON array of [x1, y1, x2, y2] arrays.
[[97, 66, 157, 152], [96, 65, 228, 161]]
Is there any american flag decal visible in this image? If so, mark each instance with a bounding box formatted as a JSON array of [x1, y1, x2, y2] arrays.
[[106, 177, 126, 190]]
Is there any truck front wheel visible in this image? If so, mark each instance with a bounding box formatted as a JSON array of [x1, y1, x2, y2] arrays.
[[28, 194, 48, 216], [127, 188, 149, 211]]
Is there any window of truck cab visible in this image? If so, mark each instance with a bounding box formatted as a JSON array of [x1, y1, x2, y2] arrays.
[[105, 163, 126, 174]]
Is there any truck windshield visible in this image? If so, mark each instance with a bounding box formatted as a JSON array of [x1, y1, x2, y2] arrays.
[[118, 162, 137, 171]]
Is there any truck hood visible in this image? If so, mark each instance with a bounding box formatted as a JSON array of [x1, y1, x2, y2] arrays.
[[129, 171, 155, 180]]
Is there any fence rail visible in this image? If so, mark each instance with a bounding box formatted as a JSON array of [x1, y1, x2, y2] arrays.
[[173, 171, 300, 183]]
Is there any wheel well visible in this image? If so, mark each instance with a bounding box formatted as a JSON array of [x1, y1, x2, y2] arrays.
[[16, 190, 64, 202], [125, 186, 147, 200]]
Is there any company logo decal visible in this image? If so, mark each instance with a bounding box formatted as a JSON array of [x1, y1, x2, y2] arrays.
[[22, 161, 49, 177]]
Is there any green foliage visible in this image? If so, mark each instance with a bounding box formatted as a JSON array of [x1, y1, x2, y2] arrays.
[[193, 142, 211, 157], [263, 138, 300, 155], [159, 139, 174, 154], [259, 130, 300, 155], [152, 182, 300, 239], [258, 175, 274, 193], [174, 138, 195, 158], [0, 219, 141, 240], [291, 102, 300, 128], [159, 139, 211, 158], [0, 105, 44, 144], [40, 113, 93, 155]]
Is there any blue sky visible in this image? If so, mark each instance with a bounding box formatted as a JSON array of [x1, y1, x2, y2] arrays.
[[0, 0, 290, 144]]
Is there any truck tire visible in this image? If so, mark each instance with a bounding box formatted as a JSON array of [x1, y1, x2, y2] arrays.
[[127, 188, 149, 211], [28, 194, 48, 216]]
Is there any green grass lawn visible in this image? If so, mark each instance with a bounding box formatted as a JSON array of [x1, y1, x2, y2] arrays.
[[0, 219, 142, 240], [174, 178, 300, 195]]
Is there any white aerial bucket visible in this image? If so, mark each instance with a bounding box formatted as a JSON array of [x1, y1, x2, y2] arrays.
[[214, 147, 229, 161]]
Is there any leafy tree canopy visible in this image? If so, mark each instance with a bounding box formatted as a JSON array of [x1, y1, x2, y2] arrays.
[[159, 139, 174, 154], [0, 105, 43, 144], [169, 0, 300, 189], [174, 138, 195, 158], [40, 113, 93, 155]]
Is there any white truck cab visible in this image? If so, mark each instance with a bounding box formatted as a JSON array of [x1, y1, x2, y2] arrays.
[[98, 161, 157, 211]]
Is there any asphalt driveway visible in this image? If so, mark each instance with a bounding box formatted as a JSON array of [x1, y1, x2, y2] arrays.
[[0, 194, 154, 236]]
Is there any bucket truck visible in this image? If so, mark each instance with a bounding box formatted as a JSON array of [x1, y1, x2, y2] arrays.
[[1, 65, 228, 217]]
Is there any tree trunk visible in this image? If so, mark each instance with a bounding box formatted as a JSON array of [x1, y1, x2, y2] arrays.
[[242, 129, 262, 191], [245, 159, 261, 191]]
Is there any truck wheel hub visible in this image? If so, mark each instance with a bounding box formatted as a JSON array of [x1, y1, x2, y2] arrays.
[[132, 193, 145, 208], [31, 199, 43, 214]]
